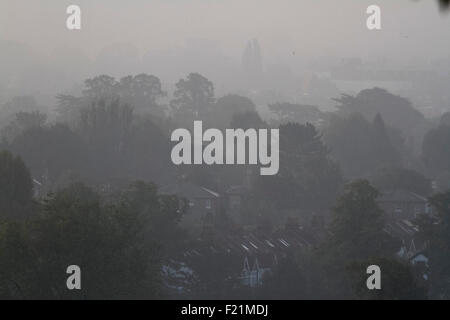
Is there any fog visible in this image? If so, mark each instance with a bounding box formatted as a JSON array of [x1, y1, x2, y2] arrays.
[[1, 0, 450, 300], [1, 0, 450, 103]]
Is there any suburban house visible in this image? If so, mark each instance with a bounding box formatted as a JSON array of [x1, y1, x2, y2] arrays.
[[377, 189, 432, 221], [172, 218, 320, 290], [32, 178, 44, 198], [224, 185, 248, 222], [159, 181, 220, 233], [241, 256, 274, 288]]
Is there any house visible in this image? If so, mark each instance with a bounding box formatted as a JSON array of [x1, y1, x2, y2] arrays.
[[384, 219, 426, 258], [175, 219, 320, 290], [224, 185, 248, 222], [240, 256, 274, 288], [377, 189, 432, 221], [159, 181, 220, 234], [33, 179, 43, 198]]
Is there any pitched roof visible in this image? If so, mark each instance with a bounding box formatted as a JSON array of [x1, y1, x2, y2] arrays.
[[159, 181, 220, 200], [377, 189, 428, 203]]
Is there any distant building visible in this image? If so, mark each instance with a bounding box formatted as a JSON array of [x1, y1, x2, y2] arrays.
[[159, 181, 220, 234], [225, 185, 248, 222], [377, 189, 432, 221], [32, 178, 43, 198], [175, 219, 319, 290], [242, 39, 263, 79]]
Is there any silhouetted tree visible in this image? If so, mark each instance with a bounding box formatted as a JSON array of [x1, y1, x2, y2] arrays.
[[316, 180, 398, 298], [327, 179, 395, 260], [349, 257, 427, 300], [171, 73, 215, 124], [416, 191, 450, 299], [254, 122, 341, 217], [422, 123, 450, 172], [269, 103, 323, 126], [1, 111, 47, 144], [333, 88, 425, 135], [83, 75, 119, 100], [325, 113, 400, 177], [0, 181, 184, 299], [212, 94, 256, 129], [118, 74, 166, 116], [11, 124, 88, 184], [0, 150, 33, 218]]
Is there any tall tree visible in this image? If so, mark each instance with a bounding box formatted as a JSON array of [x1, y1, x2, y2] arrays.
[[349, 257, 427, 300], [83, 75, 119, 100], [371, 113, 399, 166], [11, 124, 88, 184], [416, 191, 450, 299], [1, 111, 47, 144], [118, 74, 166, 116], [327, 179, 396, 260], [212, 94, 256, 129], [268, 103, 323, 126], [254, 122, 341, 217], [0, 181, 184, 299], [325, 113, 400, 177], [78, 98, 133, 179], [316, 180, 398, 298], [170, 73, 215, 124], [422, 124, 450, 172], [333, 88, 425, 135], [0, 150, 33, 218]]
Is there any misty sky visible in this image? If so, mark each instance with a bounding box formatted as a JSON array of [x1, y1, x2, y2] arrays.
[[1, 0, 449, 62]]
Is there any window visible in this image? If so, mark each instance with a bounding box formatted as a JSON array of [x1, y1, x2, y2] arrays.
[[395, 207, 403, 214], [205, 199, 212, 209]]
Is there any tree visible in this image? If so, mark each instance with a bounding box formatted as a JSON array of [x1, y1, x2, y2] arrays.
[[1, 111, 47, 144], [0, 220, 35, 299], [124, 118, 171, 183], [268, 103, 323, 126], [371, 113, 399, 166], [438, 0, 450, 10], [422, 124, 450, 172], [333, 88, 425, 134], [349, 257, 427, 300], [230, 110, 266, 129], [83, 75, 119, 99], [118, 74, 166, 116], [416, 191, 450, 299], [315, 180, 399, 298], [327, 180, 395, 260], [0, 181, 184, 299], [324, 113, 401, 177], [258, 254, 307, 299], [118, 181, 186, 251], [14, 111, 47, 130], [55, 94, 84, 127], [11, 124, 88, 184], [212, 94, 256, 129], [253, 122, 341, 221], [78, 98, 133, 179], [440, 112, 450, 126], [170, 73, 215, 124], [0, 150, 33, 218], [0, 96, 44, 120]]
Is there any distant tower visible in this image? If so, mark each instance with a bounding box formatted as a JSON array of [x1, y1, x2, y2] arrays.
[[242, 39, 263, 77], [252, 39, 263, 74]]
